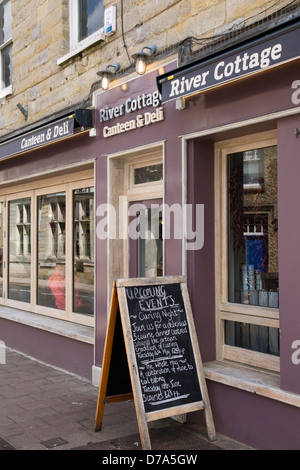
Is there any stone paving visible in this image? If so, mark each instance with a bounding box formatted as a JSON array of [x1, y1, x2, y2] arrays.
[[0, 349, 252, 451]]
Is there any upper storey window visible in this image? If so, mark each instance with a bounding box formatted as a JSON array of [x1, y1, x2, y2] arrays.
[[70, 0, 104, 50], [0, 0, 12, 97], [58, 0, 104, 65], [77, 0, 104, 42]]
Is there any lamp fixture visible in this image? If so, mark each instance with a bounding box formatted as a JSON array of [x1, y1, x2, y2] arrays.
[[132, 44, 157, 75], [97, 62, 120, 90]]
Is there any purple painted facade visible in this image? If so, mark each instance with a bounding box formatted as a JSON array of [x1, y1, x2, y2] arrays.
[[0, 37, 300, 448]]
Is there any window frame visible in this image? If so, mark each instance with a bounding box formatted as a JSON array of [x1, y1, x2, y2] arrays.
[[0, 0, 12, 98], [215, 130, 280, 373], [67, 0, 104, 58], [0, 170, 94, 327]]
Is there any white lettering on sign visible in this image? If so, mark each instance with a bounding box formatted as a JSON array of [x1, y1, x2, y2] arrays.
[[53, 121, 70, 138], [20, 120, 71, 150], [21, 133, 45, 149], [103, 107, 164, 138], [214, 44, 282, 81], [169, 43, 283, 98], [100, 91, 161, 123], [169, 71, 210, 98]]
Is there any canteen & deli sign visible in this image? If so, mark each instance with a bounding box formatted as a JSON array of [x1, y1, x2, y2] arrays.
[[157, 20, 300, 102], [0, 115, 75, 161], [99, 90, 164, 138]]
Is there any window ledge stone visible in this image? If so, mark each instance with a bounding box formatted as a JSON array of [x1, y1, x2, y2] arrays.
[[57, 31, 104, 66], [0, 85, 12, 101], [204, 360, 300, 408], [0, 306, 94, 344]]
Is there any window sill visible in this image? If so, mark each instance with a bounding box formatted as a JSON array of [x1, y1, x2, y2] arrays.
[[57, 31, 104, 66], [0, 306, 94, 344], [0, 85, 12, 101], [204, 360, 300, 408]]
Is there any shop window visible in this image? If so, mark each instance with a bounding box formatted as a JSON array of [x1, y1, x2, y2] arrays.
[[69, 0, 104, 51], [37, 193, 66, 310], [215, 133, 279, 372], [73, 187, 94, 316], [228, 146, 278, 307], [0, 170, 94, 327], [134, 164, 163, 185], [136, 207, 163, 277], [0, 0, 12, 95], [8, 198, 31, 303]]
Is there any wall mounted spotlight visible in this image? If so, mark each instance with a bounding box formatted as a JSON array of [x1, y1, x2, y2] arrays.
[[97, 62, 120, 90], [132, 45, 157, 75]]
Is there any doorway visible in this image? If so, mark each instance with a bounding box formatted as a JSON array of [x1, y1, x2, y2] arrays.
[[107, 145, 164, 297]]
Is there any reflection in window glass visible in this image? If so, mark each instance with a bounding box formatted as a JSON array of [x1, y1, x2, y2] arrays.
[[0, 202, 3, 297], [134, 164, 163, 185], [37, 193, 66, 310], [225, 321, 280, 356], [137, 208, 163, 277], [227, 146, 279, 352], [0, 0, 12, 44], [0, 0, 12, 90], [2, 43, 11, 88], [8, 198, 31, 302], [73, 187, 94, 316], [78, 0, 104, 41], [228, 146, 278, 306]]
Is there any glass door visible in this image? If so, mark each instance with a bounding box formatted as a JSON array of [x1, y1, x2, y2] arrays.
[[129, 199, 163, 278]]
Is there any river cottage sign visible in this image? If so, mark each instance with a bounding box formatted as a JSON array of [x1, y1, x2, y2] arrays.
[[99, 90, 164, 138], [157, 19, 300, 102]]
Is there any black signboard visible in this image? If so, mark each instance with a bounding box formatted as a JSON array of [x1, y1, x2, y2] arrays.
[[157, 19, 300, 103], [95, 276, 216, 450], [125, 282, 202, 413], [0, 115, 75, 161]]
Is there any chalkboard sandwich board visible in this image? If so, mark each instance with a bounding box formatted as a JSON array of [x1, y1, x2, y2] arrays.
[[95, 276, 216, 450]]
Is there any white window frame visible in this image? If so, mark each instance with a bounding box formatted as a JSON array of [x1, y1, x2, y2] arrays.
[[0, 0, 12, 99], [58, 0, 104, 65], [215, 130, 280, 373]]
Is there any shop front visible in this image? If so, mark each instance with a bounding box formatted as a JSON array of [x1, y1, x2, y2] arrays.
[[93, 16, 300, 449], [0, 111, 97, 379], [0, 12, 300, 448], [154, 17, 300, 449]]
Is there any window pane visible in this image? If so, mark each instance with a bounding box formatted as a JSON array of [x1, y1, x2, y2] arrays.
[[228, 146, 278, 307], [78, 0, 104, 41], [37, 193, 66, 310], [8, 198, 31, 303], [0, 202, 3, 297], [73, 187, 94, 316], [137, 208, 163, 277], [134, 164, 163, 185], [225, 320, 280, 356], [0, 0, 12, 45], [1, 43, 12, 88]]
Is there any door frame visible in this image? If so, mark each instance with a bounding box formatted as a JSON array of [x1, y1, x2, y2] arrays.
[[107, 143, 165, 307]]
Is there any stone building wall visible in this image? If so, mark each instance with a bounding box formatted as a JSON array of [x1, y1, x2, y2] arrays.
[[0, 0, 293, 137]]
